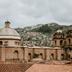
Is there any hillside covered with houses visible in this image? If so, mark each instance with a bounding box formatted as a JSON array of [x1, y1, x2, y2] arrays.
[[15, 23, 72, 47]]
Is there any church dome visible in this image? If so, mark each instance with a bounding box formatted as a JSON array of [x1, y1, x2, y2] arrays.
[[0, 21, 21, 40]]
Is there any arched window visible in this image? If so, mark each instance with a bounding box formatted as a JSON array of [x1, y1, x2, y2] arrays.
[[64, 41, 66, 45], [0, 41, 3, 45], [61, 54, 64, 60], [4, 41, 8, 46], [28, 53, 31, 62], [40, 53, 43, 56], [15, 41, 20, 45], [28, 53, 31, 55], [40, 53, 43, 59], [68, 54, 70, 60], [55, 40, 57, 46], [13, 50, 19, 60], [51, 53, 54, 60], [69, 39, 71, 45], [60, 40, 63, 45]]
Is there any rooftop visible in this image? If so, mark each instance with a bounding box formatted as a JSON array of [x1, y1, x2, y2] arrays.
[[0, 21, 21, 40], [26, 63, 72, 72]]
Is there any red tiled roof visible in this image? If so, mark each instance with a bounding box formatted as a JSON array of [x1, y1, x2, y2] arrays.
[[26, 64, 72, 72], [0, 63, 33, 72]]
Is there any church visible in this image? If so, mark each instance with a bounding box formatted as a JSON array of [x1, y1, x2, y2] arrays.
[[0, 21, 72, 63]]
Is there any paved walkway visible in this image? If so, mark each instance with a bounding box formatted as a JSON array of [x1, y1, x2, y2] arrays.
[[26, 64, 72, 72]]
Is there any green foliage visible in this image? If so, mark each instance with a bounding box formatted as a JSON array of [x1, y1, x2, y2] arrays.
[[33, 53, 39, 58], [31, 24, 52, 34]]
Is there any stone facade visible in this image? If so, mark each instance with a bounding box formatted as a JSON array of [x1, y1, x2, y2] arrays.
[[0, 21, 72, 63], [24, 30, 72, 62]]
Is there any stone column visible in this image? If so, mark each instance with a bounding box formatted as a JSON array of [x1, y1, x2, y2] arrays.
[[46, 50, 50, 60], [44, 49, 47, 60], [57, 49, 62, 60], [1, 47, 5, 62], [24, 48, 28, 62], [55, 49, 58, 60], [0, 47, 2, 61]]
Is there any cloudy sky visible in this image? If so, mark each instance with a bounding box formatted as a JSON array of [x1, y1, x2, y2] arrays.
[[0, 0, 72, 28]]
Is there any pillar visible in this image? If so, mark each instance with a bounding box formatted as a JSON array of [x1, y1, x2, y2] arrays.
[[24, 48, 28, 62]]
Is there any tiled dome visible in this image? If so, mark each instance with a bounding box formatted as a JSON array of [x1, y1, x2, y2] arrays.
[[0, 21, 21, 40]]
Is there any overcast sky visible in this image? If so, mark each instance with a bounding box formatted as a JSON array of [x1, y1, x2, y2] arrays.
[[0, 0, 72, 28]]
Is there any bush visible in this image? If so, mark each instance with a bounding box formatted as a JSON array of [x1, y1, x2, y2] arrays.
[[33, 53, 39, 58]]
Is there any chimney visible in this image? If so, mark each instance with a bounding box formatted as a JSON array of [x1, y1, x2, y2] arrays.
[[5, 21, 11, 28]]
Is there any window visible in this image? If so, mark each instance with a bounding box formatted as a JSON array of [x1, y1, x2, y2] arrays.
[[60, 40, 63, 45], [61, 54, 64, 60], [64, 41, 66, 45], [15, 42, 18, 45], [13, 50, 19, 59], [51, 53, 54, 57], [51, 53, 54, 60], [14, 50, 18, 53], [28, 53, 31, 62], [69, 39, 71, 45], [5, 41, 8, 43], [4, 41, 8, 46], [0, 41, 3, 45], [68, 54, 70, 59], [40, 53, 43, 59], [40, 53, 43, 56], [28, 53, 31, 55], [55, 40, 57, 46], [15, 41, 20, 45]]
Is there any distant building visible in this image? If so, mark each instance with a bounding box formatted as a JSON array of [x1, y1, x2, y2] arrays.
[[0, 21, 72, 63]]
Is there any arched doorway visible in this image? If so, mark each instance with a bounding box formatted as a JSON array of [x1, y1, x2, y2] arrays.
[[68, 54, 70, 60], [28, 53, 31, 62], [60, 40, 63, 46], [64, 47, 71, 60], [50, 53, 54, 60], [40, 53, 43, 59], [61, 54, 64, 60], [0, 41, 3, 60], [0, 41, 3, 45], [13, 50, 19, 60]]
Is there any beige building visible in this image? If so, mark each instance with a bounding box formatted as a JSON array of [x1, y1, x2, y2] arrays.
[[0, 21, 23, 63], [0, 21, 72, 63]]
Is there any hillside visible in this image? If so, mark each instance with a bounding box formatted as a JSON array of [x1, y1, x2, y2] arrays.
[[15, 23, 72, 47]]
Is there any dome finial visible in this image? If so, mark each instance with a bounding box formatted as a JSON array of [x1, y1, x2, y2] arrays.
[[5, 21, 11, 28]]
